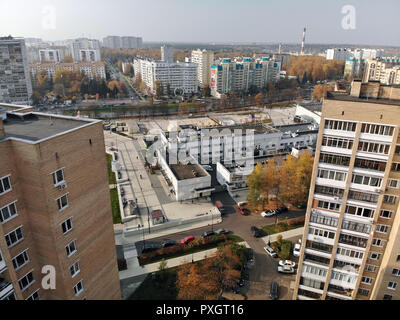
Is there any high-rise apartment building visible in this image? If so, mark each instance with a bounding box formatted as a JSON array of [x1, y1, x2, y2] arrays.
[[161, 45, 174, 63], [293, 81, 400, 301], [38, 49, 62, 63], [102, 36, 143, 49], [30, 61, 106, 80], [363, 60, 400, 85], [191, 50, 215, 88], [210, 57, 281, 98], [0, 104, 121, 300], [69, 38, 101, 62], [0, 36, 32, 105]]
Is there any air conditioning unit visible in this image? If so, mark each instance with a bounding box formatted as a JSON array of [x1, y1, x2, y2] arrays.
[[58, 182, 67, 190]]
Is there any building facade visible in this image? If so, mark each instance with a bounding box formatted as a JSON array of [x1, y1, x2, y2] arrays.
[[0, 37, 33, 105], [210, 57, 281, 98], [102, 36, 143, 49], [69, 39, 101, 62], [363, 60, 400, 85], [161, 45, 174, 63], [191, 50, 215, 87], [293, 81, 400, 300], [39, 49, 62, 63], [0, 104, 121, 300], [134, 58, 198, 95], [30, 61, 106, 80]]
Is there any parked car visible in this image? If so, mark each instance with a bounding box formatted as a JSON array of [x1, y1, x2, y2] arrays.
[[202, 165, 213, 171], [261, 210, 276, 217], [264, 245, 278, 258], [181, 236, 195, 244], [279, 260, 296, 268], [270, 282, 279, 300], [293, 240, 301, 257], [247, 248, 254, 261], [251, 226, 262, 238], [215, 229, 229, 235], [161, 240, 177, 248], [239, 207, 251, 216], [238, 201, 248, 208], [276, 206, 288, 214], [278, 265, 296, 274], [201, 231, 215, 238]]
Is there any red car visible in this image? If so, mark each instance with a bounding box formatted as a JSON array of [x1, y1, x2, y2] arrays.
[[181, 236, 195, 244], [238, 206, 250, 216]]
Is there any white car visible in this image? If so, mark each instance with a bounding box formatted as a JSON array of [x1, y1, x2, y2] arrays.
[[238, 201, 248, 208], [264, 246, 278, 258], [278, 265, 296, 274], [279, 260, 296, 268], [293, 243, 301, 257], [261, 210, 276, 218]]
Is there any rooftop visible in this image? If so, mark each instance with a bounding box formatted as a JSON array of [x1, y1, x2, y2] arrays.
[[274, 122, 319, 134], [1, 111, 98, 143], [204, 123, 279, 135], [169, 162, 208, 181], [326, 91, 400, 107]]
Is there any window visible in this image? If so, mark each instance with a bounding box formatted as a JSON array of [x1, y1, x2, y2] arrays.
[[365, 264, 377, 273], [3, 292, 16, 300], [398, 255, 400, 262], [74, 280, 84, 296], [0, 175, 11, 195], [383, 195, 398, 205], [66, 240, 77, 257], [310, 212, 339, 227], [376, 225, 389, 234], [342, 220, 371, 234], [357, 141, 390, 155], [18, 270, 35, 291], [387, 281, 397, 290], [61, 218, 73, 234], [26, 290, 40, 300], [52, 169, 65, 186], [396, 145, 400, 155], [318, 169, 347, 181], [351, 174, 382, 188], [383, 294, 392, 300], [348, 190, 379, 203], [345, 205, 375, 218], [392, 269, 400, 277], [361, 123, 394, 136], [0, 201, 18, 223], [372, 238, 385, 247], [308, 227, 336, 239], [5, 226, 24, 248], [354, 158, 386, 172], [57, 194, 69, 211], [314, 185, 344, 197], [380, 210, 393, 219], [337, 247, 364, 259], [325, 119, 357, 132], [70, 261, 80, 278], [317, 200, 341, 212], [361, 277, 373, 285], [358, 288, 370, 297], [388, 179, 399, 189], [12, 249, 29, 270], [370, 252, 381, 261], [319, 153, 351, 166], [322, 136, 354, 149], [392, 162, 400, 172]]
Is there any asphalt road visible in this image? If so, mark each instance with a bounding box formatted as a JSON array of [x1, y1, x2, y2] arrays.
[[136, 191, 304, 300]]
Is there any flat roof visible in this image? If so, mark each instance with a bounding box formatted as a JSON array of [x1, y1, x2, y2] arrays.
[[274, 123, 319, 134], [169, 162, 208, 180], [2, 112, 98, 143], [204, 123, 279, 135], [326, 92, 400, 106]]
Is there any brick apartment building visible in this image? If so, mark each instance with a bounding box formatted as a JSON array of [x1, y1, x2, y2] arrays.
[[0, 104, 120, 300]]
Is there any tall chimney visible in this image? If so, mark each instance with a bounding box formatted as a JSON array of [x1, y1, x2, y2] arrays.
[[301, 27, 306, 55]]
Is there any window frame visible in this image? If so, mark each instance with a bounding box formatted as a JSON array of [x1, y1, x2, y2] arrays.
[[0, 201, 18, 224], [12, 248, 30, 271], [51, 168, 65, 187], [66, 240, 77, 258], [18, 269, 35, 292], [57, 194, 69, 212], [73, 280, 84, 296], [61, 217, 73, 235], [0, 175, 12, 195]]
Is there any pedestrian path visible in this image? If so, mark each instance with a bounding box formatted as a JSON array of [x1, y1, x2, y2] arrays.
[[261, 227, 304, 244]]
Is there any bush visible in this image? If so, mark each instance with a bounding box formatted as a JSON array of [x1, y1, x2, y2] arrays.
[[287, 216, 305, 226], [276, 222, 289, 233], [280, 241, 292, 260], [277, 235, 283, 247]]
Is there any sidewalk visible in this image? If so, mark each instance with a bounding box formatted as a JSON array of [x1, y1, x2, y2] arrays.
[[261, 227, 304, 244], [119, 241, 249, 280]]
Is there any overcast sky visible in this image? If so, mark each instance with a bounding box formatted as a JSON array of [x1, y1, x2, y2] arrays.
[[0, 0, 399, 46]]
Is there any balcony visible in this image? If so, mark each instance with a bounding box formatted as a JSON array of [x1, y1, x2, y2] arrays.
[[0, 278, 14, 300], [339, 234, 368, 249], [327, 284, 354, 298]]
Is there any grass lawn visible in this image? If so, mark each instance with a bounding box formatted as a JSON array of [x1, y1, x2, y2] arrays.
[[107, 153, 116, 185], [262, 221, 305, 236], [129, 267, 178, 300], [110, 188, 122, 224]]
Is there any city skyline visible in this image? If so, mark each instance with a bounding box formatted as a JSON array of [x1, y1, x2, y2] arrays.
[[0, 0, 400, 46]]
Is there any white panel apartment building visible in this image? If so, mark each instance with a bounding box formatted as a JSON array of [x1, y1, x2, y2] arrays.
[[30, 62, 106, 80], [103, 36, 143, 49], [134, 58, 198, 94], [69, 39, 101, 62], [210, 57, 281, 98], [363, 60, 400, 85], [0, 37, 32, 104], [191, 50, 215, 87], [327, 48, 384, 61], [38, 49, 62, 63]]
